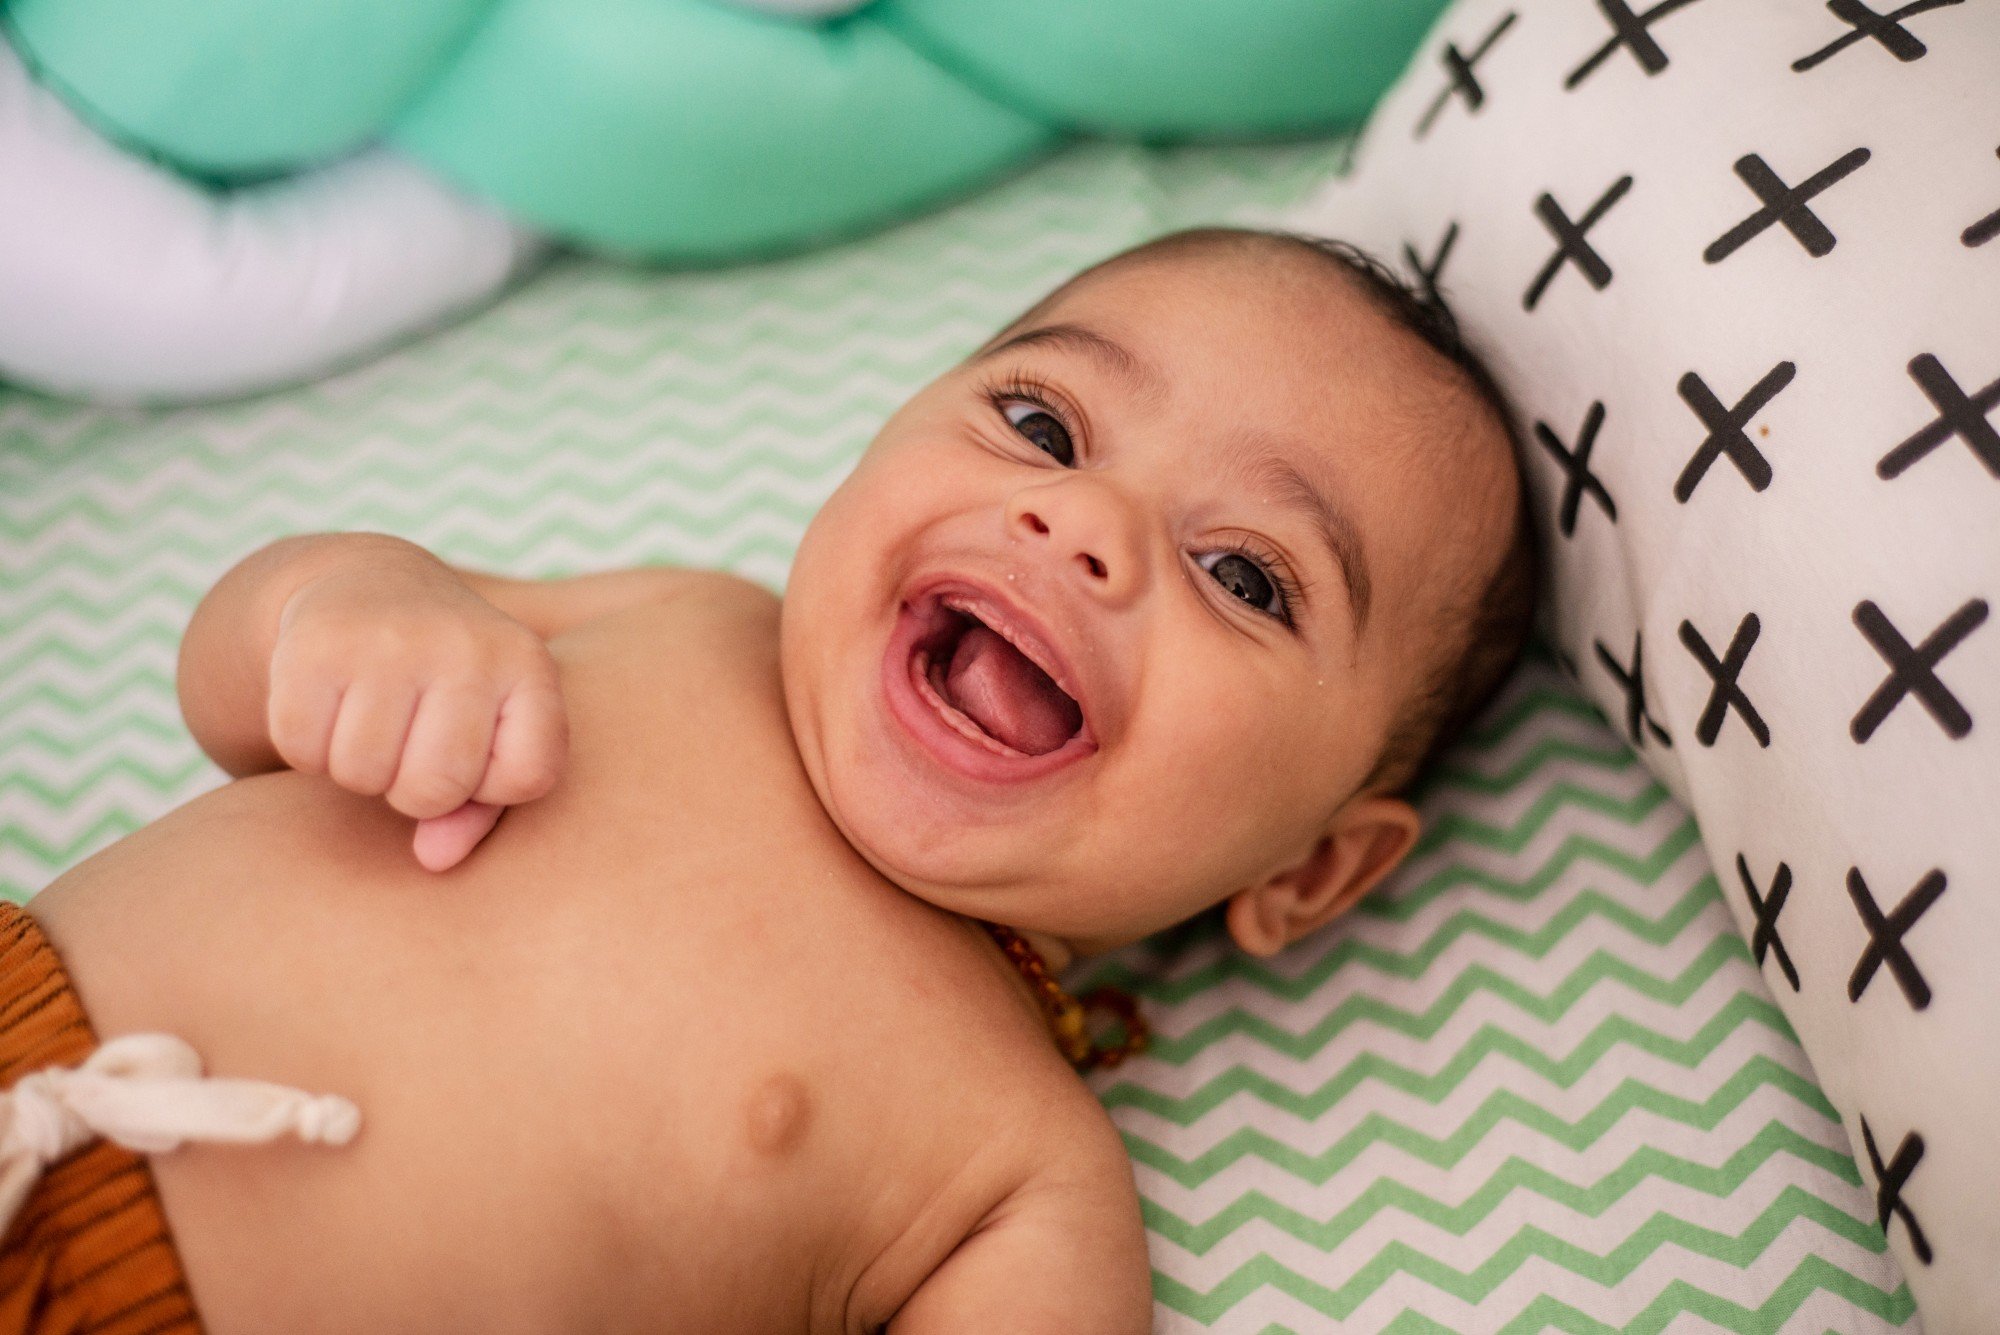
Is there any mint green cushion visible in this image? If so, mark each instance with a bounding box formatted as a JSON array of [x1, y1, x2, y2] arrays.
[[2, 0, 491, 170], [878, 0, 1441, 137], [2, 0, 1443, 258], [386, 0, 1053, 260]]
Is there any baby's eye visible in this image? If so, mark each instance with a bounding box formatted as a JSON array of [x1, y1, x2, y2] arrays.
[[1002, 400, 1075, 467], [1198, 551, 1284, 618]]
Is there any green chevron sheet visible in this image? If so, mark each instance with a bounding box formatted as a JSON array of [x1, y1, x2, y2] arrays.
[[0, 139, 1914, 1333]]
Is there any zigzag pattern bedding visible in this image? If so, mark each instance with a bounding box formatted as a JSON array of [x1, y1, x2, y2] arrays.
[[0, 138, 1913, 1332]]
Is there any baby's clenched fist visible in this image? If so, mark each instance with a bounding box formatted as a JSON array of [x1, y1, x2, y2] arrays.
[[265, 559, 567, 863]]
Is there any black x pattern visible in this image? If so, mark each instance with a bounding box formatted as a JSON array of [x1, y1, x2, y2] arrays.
[[1847, 866, 1946, 1009], [1878, 353, 2000, 479], [1851, 598, 1989, 741], [1673, 363, 1796, 501], [1534, 402, 1617, 537], [1703, 148, 1872, 263], [1402, 222, 1460, 311], [1680, 615, 1770, 746], [1792, 0, 1966, 71], [1966, 207, 2000, 247], [1594, 632, 1672, 748], [1861, 1115, 1933, 1264], [1417, 12, 1518, 138], [1737, 854, 1798, 991], [1524, 176, 1634, 311], [1965, 148, 2000, 248], [1566, 0, 1709, 89]]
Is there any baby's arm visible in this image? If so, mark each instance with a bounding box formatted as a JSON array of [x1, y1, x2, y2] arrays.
[[890, 1133, 1153, 1335], [177, 532, 696, 867]]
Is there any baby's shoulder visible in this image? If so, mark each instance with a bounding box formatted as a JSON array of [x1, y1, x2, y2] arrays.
[[871, 1048, 1151, 1332], [661, 566, 781, 613], [531, 567, 800, 801], [560, 567, 784, 683], [584, 566, 779, 639]]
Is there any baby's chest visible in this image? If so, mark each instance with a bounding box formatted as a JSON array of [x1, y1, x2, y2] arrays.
[[543, 923, 1065, 1332], [490, 604, 1076, 1325]]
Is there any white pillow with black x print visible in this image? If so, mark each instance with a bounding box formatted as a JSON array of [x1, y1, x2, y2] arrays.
[[1288, 1, 1999, 1327]]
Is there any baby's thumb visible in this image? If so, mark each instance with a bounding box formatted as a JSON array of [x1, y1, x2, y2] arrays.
[[412, 801, 505, 873]]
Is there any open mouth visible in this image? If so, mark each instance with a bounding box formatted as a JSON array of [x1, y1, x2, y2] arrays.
[[882, 582, 1095, 781]]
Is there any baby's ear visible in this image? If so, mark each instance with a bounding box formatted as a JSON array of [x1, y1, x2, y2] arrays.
[[1225, 796, 1421, 958]]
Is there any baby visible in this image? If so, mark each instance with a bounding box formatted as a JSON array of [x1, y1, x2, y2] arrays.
[[4, 227, 1532, 1333]]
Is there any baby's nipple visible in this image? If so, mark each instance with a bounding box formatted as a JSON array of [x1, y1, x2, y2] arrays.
[[743, 1072, 813, 1160]]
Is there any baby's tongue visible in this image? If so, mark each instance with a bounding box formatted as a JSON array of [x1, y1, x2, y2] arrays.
[[941, 623, 1081, 756]]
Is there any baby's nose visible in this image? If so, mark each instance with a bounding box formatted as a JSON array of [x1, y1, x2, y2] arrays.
[[1005, 481, 1145, 604]]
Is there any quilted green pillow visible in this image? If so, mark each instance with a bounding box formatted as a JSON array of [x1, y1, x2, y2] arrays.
[[3, 0, 1442, 257]]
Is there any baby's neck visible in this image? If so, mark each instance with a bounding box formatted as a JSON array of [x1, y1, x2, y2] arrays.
[[953, 914, 1083, 1054], [1014, 925, 1075, 974]]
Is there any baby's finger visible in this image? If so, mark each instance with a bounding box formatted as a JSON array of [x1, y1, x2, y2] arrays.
[[267, 671, 344, 776], [386, 686, 499, 821], [325, 680, 420, 798], [472, 683, 568, 807], [412, 801, 505, 873]]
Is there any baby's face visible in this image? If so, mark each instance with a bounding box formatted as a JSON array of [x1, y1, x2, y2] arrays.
[[782, 245, 1504, 949]]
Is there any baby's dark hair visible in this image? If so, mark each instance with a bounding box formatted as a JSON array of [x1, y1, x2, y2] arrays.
[[1027, 226, 1538, 793]]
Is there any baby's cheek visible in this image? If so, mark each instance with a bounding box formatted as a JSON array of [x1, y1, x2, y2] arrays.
[[821, 438, 972, 553], [1231, 694, 1366, 823], [1153, 709, 1332, 853]]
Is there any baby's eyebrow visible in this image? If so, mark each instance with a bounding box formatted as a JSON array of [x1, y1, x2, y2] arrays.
[[1249, 446, 1373, 637], [975, 323, 1162, 399]]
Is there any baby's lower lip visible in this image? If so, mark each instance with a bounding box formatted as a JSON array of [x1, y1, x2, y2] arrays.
[[879, 594, 1096, 787]]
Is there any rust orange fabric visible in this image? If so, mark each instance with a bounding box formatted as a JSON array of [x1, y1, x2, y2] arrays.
[[0, 901, 201, 1334]]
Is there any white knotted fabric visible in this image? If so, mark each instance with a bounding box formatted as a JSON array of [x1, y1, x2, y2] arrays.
[[0, 1033, 359, 1235]]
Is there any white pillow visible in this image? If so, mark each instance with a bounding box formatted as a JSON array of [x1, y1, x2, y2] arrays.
[[1288, 1, 1999, 1325], [0, 37, 545, 404]]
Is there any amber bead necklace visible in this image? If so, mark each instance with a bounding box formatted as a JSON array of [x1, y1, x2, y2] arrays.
[[979, 922, 1149, 1072]]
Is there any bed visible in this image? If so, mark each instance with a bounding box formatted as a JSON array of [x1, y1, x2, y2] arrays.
[[0, 135, 1914, 1333]]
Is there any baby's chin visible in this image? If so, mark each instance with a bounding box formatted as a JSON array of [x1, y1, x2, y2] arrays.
[[816, 775, 1034, 910], [814, 779, 1191, 950], [782, 650, 1067, 924]]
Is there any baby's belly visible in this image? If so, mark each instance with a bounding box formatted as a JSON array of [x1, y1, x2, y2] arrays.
[[29, 771, 1012, 1334]]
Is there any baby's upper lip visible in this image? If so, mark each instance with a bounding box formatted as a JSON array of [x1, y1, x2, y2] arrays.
[[904, 572, 1102, 742]]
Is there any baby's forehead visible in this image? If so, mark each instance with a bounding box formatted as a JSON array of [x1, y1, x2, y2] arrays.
[[1022, 241, 1493, 464], [1046, 242, 1462, 401]]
